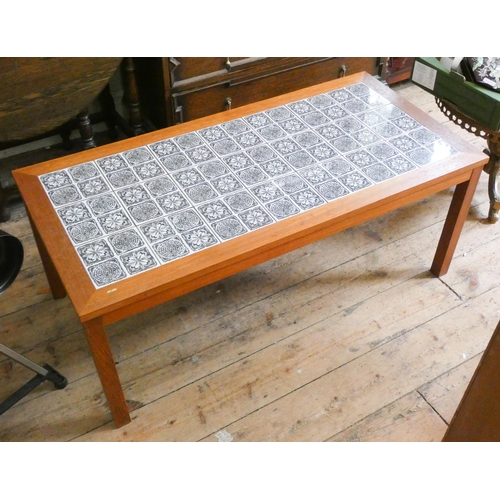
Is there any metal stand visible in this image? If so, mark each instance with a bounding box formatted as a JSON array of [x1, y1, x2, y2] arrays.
[[1, 229, 68, 415], [0, 343, 67, 415]]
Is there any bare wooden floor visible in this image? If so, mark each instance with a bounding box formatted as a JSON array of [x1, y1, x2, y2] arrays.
[[1, 81, 498, 442]]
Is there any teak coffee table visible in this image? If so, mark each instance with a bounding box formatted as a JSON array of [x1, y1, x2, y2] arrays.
[[13, 73, 488, 428]]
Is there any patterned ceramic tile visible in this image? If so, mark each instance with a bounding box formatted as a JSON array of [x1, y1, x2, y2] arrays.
[[56, 203, 93, 226], [87, 258, 127, 287], [181, 226, 218, 251], [211, 174, 243, 194], [198, 200, 232, 222], [77, 239, 114, 265], [76, 177, 110, 197], [68, 162, 100, 181], [67, 220, 103, 244], [87, 194, 121, 215], [265, 197, 301, 219], [48, 185, 82, 206], [116, 185, 151, 206], [127, 201, 162, 224], [40, 170, 72, 189], [153, 237, 189, 262], [97, 209, 133, 233], [133, 160, 165, 180], [38, 82, 459, 288], [120, 247, 157, 275], [339, 171, 372, 191], [139, 218, 176, 243], [96, 154, 127, 173], [211, 216, 248, 240], [108, 229, 145, 254]]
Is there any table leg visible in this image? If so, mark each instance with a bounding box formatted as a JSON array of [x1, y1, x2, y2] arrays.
[[77, 107, 97, 150], [83, 317, 131, 428], [485, 137, 500, 223], [98, 84, 119, 142], [487, 160, 500, 223], [430, 166, 482, 277], [0, 181, 10, 222], [26, 208, 67, 300], [121, 58, 145, 136]]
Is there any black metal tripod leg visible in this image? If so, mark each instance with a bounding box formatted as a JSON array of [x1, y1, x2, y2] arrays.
[[0, 365, 68, 416], [0, 373, 46, 415], [42, 364, 68, 390]]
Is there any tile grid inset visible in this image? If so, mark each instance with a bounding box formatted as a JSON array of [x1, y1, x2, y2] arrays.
[[38, 83, 458, 288]]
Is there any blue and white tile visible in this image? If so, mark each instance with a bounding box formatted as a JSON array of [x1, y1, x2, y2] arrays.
[[211, 216, 248, 241], [87, 258, 127, 287], [38, 82, 459, 288], [132, 160, 166, 180], [122, 147, 155, 166], [108, 228, 147, 254], [265, 197, 301, 220], [68, 162, 100, 182], [96, 154, 128, 174]]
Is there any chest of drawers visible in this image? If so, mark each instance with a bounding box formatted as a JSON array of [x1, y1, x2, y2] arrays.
[[134, 57, 386, 128]]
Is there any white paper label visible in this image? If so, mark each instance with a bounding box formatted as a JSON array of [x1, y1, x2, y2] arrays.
[[412, 60, 437, 90]]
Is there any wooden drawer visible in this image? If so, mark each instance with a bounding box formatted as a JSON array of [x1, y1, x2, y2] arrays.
[[169, 57, 346, 89], [134, 57, 385, 128], [169, 57, 266, 87], [171, 57, 383, 124]]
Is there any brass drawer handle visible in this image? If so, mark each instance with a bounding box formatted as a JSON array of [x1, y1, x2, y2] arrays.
[[225, 97, 232, 111], [338, 65, 347, 78]]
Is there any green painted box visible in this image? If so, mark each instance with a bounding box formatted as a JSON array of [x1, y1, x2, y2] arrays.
[[411, 57, 500, 131]]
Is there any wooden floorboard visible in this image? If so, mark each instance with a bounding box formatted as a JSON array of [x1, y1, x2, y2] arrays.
[[1, 80, 497, 442]]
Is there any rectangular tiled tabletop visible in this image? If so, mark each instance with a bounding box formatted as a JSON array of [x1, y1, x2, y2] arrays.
[[14, 72, 488, 427], [38, 80, 457, 289]]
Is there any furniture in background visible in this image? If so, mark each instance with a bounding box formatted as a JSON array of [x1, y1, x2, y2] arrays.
[[0, 229, 67, 415], [384, 58, 415, 85], [133, 57, 387, 129], [13, 72, 487, 427], [0, 57, 123, 145], [443, 318, 500, 441], [0, 57, 146, 222], [435, 98, 500, 223], [411, 57, 500, 223]]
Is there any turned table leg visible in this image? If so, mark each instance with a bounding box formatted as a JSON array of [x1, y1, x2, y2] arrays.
[[83, 317, 131, 428], [121, 58, 145, 136], [431, 165, 483, 277], [77, 107, 97, 150], [485, 137, 500, 223]]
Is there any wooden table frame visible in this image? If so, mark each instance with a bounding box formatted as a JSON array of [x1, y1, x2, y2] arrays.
[[13, 73, 488, 428]]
